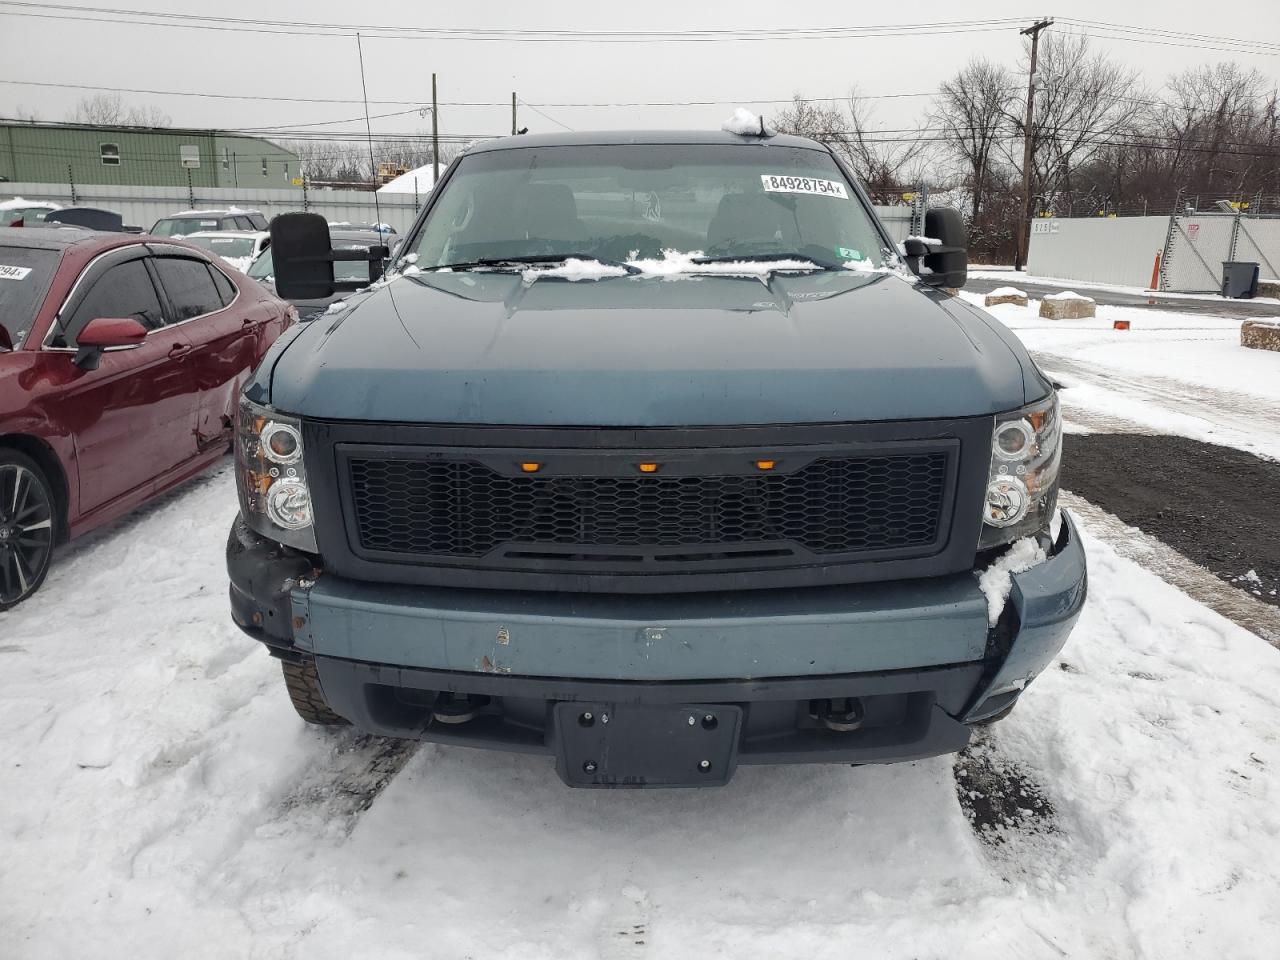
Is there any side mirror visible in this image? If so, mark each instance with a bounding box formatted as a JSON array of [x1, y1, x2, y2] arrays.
[[269, 212, 388, 300], [903, 207, 967, 290], [73, 316, 147, 370]]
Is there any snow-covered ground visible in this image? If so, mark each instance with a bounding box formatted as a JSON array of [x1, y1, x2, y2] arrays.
[[4, 290, 1280, 958], [960, 288, 1280, 460], [968, 269, 1280, 306], [2, 466, 1279, 958]]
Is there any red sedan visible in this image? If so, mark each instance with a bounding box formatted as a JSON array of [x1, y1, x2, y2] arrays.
[[0, 226, 294, 608]]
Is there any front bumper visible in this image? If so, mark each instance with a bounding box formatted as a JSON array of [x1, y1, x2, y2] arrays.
[[228, 513, 1087, 785]]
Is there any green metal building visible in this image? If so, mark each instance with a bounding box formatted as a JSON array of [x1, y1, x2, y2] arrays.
[[0, 121, 299, 188]]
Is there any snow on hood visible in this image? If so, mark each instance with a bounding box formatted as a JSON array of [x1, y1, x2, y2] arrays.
[[721, 108, 775, 137], [376, 164, 438, 194]]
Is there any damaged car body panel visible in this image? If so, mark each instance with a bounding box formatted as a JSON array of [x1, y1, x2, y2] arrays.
[[226, 129, 1087, 788]]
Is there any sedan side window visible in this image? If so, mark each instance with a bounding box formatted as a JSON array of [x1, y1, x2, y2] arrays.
[[153, 257, 224, 322], [208, 264, 238, 307], [62, 259, 165, 346]]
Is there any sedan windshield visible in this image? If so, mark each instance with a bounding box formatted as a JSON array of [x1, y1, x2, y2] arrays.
[[248, 245, 373, 283], [152, 217, 222, 237], [0, 245, 59, 347], [406, 143, 887, 271], [186, 235, 255, 258]]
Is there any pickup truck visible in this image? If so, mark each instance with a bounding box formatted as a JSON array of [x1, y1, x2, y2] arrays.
[[226, 129, 1086, 788]]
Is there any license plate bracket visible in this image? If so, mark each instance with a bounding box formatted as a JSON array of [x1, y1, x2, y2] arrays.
[[553, 702, 743, 788]]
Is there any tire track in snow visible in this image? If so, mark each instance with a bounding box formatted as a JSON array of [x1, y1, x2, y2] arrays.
[[1038, 352, 1280, 457], [275, 732, 420, 828]]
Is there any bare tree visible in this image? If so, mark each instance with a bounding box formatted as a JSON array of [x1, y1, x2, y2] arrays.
[[931, 58, 1015, 223], [840, 88, 929, 204], [1004, 34, 1145, 217], [68, 93, 170, 127], [773, 90, 927, 204]]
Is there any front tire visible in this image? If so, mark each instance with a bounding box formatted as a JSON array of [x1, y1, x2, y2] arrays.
[[281, 657, 348, 725], [0, 450, 56, 611]]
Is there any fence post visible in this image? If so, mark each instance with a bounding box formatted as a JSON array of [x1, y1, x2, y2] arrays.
[[67, 164, 78, 205], [302, 174, 309, 211]]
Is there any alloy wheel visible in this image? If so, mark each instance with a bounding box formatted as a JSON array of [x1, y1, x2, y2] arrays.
[[0, 463, 54, 607]]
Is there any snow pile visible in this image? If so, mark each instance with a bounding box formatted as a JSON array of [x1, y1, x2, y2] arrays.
[[906, 235, 942, 247], [987, 286, 1028, 299], [1, 196, 61, 211], [628, 249, 817, 278], [720, 108, 774, 137], [977, 536, 1048, 626], [1044, 290, 1095, 303], [168, 206, 259, 217], [377, 164, 438, 195], [521, 259, 630, 283]]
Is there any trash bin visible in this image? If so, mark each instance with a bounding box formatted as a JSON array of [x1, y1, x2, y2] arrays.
[[1222, 261, 1260, 299]]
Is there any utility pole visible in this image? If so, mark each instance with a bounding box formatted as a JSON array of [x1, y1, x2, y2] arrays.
[[432, 72, 440, 186], [1016, 17, 1053, 271], [512, 92, 517, 136]]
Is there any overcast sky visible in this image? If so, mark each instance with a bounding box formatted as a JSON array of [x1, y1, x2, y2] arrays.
[[4, 0, 1279, 140]]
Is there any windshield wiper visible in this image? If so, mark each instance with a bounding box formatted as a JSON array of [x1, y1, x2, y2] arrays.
[[432, 254, 641, 275], [690, 252, 843, 271]]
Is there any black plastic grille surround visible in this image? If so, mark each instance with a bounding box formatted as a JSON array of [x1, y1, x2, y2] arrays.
[[347, 452, 950, 562]]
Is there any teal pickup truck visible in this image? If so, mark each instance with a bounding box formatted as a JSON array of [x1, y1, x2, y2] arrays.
[[226, 129, 1086, 788]]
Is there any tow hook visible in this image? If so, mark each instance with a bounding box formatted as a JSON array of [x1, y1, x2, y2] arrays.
[[810, 697, 865, 732]]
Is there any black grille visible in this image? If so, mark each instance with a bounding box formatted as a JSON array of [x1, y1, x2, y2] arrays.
[[347, 453, 949, 561]]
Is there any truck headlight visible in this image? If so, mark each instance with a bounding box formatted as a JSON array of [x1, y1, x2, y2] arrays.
[[235, 395, 318, 552], [980, 393, 1061, 549]]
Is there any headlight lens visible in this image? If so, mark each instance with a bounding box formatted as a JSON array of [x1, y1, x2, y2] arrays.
[[236, 395, 318, 552], [980, 393, 1061, 549]]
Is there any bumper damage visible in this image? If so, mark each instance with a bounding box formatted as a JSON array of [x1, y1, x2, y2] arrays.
[[227, 513, 1087, 787]]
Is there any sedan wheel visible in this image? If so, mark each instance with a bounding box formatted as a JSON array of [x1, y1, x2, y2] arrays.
[[0, 455, 56, 610]]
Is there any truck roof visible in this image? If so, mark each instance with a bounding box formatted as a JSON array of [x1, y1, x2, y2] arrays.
[[468, 129, 831, 154]]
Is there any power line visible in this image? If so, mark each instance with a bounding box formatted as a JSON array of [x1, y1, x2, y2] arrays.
[[516, 99, 573, 132], [0, 4, 1027, 41], [3, 3, 1278, 58], [0, 77, 953, 108]]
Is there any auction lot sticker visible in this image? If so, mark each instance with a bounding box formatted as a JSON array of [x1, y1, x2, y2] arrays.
[[761, 175, 849, 199], [0, 264, 33, 281]]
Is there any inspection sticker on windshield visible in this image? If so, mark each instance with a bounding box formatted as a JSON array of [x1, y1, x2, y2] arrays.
[[761, 174, 848, 199], [0, 264, 32, 281]]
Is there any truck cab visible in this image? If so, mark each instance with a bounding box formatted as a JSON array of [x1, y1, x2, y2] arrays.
[[226, 129, 1086, 788]]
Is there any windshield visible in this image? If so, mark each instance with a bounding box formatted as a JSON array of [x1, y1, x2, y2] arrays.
[[406, 143, 886, 271], [153, 217, 221, 237], [0, 245, 59, 347], [187, 235, 255, 258], [2, 207, 54, 227], [248, 244, 373, 283]]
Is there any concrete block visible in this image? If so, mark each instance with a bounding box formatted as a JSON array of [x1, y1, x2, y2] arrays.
[[1257, 280, 1280, 300], [1241, 320, 1280, 352], [1039, 292, 1096, 319]]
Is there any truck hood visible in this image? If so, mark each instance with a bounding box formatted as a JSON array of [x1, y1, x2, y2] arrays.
[[265, 269, 1038, 426]]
